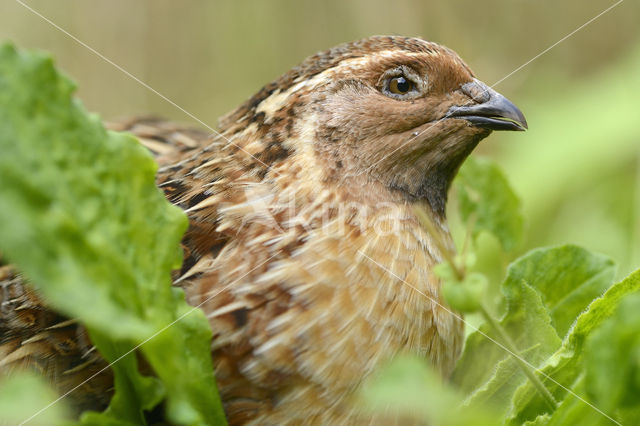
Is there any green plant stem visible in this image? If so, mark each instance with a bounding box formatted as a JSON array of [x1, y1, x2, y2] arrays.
[[479, 305, 557, 411]]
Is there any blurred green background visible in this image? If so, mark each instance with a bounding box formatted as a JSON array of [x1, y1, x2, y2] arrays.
[[1, 0, 639, 277]]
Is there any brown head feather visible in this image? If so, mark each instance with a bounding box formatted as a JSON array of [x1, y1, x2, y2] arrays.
[[186, 36, 491, 218]]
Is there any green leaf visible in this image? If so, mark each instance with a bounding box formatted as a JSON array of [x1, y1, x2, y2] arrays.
[[452, 245, 616, 421], [584, 293, 640, 420], [523, 414, 551, 425], [455, 156, 524, 251], [360, 355, 498, 426], [0, 44, 225, 425], [440, 271, 487, 313], [526, 373, 638, 426], [79, 333, 164, 425], [508, 268, 640, 425], [534, 376, 611, 426], [0, 372, 70, 426], [452, 277, 561, 420], [501, 245, 615, 338]]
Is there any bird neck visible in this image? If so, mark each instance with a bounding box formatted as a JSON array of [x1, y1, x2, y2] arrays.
[[309, 139, 483, 219]]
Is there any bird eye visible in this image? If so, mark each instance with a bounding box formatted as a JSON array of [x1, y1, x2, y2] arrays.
[[388, 76, 413, 94], [379, 67, 424, 100]]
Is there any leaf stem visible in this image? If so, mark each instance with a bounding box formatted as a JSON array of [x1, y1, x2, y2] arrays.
[[479, 305, 557, 411]]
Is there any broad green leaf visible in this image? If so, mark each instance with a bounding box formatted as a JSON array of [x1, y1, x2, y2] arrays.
[[584, 294, 640, 421], [0, 372, 69, 426], [452, 245, 616, 421], [0, 44, 225, 424], [524, 414, 551, 425], [452, 277, 561, 420], [527, 294, 640, 426], [527, 373, 637, 426], [502, 245, 615, 338], [455, 156, 523, 251], [534, 376, 612, 426], [507, 268, 640, 425], [360, 355, 497, 426]]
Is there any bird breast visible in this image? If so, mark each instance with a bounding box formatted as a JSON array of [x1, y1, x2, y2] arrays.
[[181, 149, 464, 419]]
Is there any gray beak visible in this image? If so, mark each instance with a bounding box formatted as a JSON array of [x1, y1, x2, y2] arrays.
[[445, 78, 528, 131]]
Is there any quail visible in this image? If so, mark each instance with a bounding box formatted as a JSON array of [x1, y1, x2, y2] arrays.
[[0, 35, 527, 424]]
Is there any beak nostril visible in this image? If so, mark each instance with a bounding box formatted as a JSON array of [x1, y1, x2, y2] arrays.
[[461, 78, 492, 104], [446, 79, 528, 131]]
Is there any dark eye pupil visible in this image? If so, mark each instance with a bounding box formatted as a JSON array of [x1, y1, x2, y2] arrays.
[[395, 77, 410, 92], [388, 76, 412, 95]]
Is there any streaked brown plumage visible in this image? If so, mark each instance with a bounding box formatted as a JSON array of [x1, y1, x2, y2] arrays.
[[0, 36, 526, 424]]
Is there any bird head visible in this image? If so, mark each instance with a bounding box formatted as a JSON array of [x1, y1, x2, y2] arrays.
[[219, 36, 527, 216]]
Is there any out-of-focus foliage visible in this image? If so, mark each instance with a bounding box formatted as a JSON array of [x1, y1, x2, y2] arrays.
[[0, 372, 69, 426], [451, 156, 640, 425], [585, 294, 640, 423], [438, 264, 488, 314], [0, 44, 225, 425], [457, 156, 524, 251], [499, 246, 615, 338], [360, 355, 497, 426], [452, 246, 606, 420], [450, 244, 625, 423], [507, 268, 640, 425], [496, 46, 640, 280]]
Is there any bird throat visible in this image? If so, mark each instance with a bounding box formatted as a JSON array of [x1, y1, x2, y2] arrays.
[[384, 133, 484, 217]]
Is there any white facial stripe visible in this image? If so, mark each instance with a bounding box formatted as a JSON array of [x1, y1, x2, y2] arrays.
[[255, 79, 319, 117], [333, 50, 440, 70]]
